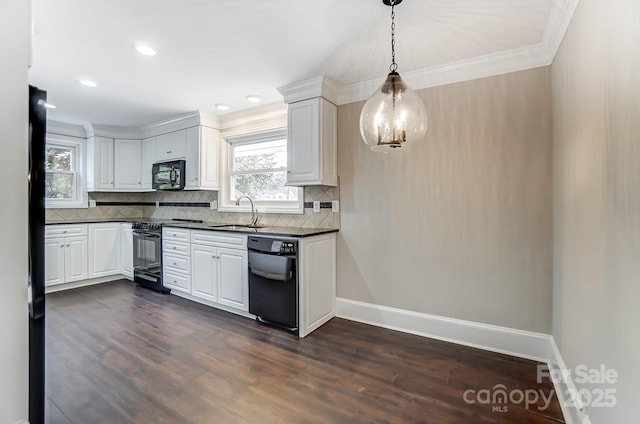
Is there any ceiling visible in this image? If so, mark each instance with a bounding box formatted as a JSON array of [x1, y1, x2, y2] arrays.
[[28, 0, 577, 128]]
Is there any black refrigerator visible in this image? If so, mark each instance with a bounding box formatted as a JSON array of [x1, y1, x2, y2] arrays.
[[28, 85, 47, 424]]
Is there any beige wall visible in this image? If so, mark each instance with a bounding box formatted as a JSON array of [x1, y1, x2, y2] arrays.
[[337, 68, 553, 333], [0, 0, 30, 422], [552, 0, 640, 422]]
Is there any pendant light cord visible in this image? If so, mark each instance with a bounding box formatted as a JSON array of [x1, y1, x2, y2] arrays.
[[389, 0, 397, 72]]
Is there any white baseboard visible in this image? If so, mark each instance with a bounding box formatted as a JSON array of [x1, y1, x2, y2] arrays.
[[336, 297, 553, 361], [548, 339, 592, 424], [45, 274, 132, 294], [336, 297, 591, 424]]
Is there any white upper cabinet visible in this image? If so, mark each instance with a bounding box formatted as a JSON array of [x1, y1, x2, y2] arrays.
[[88, 136, 146, 192], [278, 76, 338, 187], [140, 136, 156, 190], [286, 97, 337, 186], [114, 139, 142, 190], [156, 129, 186, 162], [185, 126, 219, 190], [87, 136, 114, 191]]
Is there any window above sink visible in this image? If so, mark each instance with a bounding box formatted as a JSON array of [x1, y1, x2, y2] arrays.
[[218, 128, 303, 214]]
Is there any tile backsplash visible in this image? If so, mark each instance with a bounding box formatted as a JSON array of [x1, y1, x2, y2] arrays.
[[46, 186, 340, 229], [45, 192, 144, 222]]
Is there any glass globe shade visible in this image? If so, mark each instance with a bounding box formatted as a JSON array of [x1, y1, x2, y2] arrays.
[[359, 72, 428, 152]]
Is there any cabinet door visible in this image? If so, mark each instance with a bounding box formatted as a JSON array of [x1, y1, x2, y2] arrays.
[[94, 137, 115, 190], [217, 247, 248, 311], [185, 126, 219, 190], [65, 236, 88, 282], [88, 224, 120, 277], [44, 237, 65, 286], [141, 136, 156, 190], [114, 139, 142, 190], [184, 126, 200, 189], [191, 243, 217, 302], [287, 98, 319, 185], [120, 225, 133, 279], [156, 129, 186, 161]]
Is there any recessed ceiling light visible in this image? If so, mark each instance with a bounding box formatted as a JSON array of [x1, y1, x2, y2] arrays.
[[79, 79, 98, 88], [135, 44, 157, 56], [216, 104, 230, 111], [246, 95, 261, 103]]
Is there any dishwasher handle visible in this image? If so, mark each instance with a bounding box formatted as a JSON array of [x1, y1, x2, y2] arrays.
[[250, 268, 291, 281], [248, 250, 295, 282]]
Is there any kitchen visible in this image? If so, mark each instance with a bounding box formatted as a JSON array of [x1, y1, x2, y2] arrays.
[[2, 0, 640, 423]]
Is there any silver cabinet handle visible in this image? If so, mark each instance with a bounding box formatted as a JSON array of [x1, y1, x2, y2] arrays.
[[66, 244, 70, 247], [63, 230, 67, 234], [166, 150, 172, 154], [60, 245, 64, 248]]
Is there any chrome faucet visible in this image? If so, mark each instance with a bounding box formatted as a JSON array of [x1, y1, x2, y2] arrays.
[[235, 195, 258, 227]]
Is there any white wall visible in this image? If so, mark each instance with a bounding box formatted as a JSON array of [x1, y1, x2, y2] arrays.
[[337, 68, 553, 333], [0, 0, 30, 422], [552, 0, 640, 422]]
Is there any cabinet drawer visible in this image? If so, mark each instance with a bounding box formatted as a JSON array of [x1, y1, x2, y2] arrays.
[[45, 224, 88, 238], [163, 252, 191, 274], [164, 271, 190, 293], [163, 240, 189, 255], [163, 227, 190, 242], [191, 230, 247, 249]]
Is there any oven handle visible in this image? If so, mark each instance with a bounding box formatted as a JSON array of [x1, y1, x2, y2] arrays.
[[133, 231, 161, 238]]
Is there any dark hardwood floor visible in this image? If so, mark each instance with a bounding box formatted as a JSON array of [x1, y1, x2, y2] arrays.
[[45, 280, 564, 423]]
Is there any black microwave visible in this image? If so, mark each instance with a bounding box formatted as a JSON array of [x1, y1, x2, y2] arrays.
[[152, 160, 185, 190]]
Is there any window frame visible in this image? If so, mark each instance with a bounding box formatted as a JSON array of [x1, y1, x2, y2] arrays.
[[218, 128, 303, 214], [45, 134, 86, 209]]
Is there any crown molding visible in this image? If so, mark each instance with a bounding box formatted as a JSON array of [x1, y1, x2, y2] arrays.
[[278, 76, 339, 104], [139, 111, 221, 138], [46, 120, 87, 138], [336, 0, 579, 105], [87, 123, 142, 139]]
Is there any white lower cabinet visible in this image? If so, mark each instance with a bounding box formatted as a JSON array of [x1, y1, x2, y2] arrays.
[[44, 225, 88, 287], [191, 243, 218, 302], [163, 228, 248, 314], [217, 248, 247, 311], [162, 228, 191, 294], [88, 223, 121, 278], [119, 223, 133, 279], [190, 243, 248, 310]]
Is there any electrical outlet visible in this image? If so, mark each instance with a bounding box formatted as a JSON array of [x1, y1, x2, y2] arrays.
[[332, 200, 339, 213], [88, 199, 96, 208], [210, 200, 218, 209], [313, 201, 320, 212]]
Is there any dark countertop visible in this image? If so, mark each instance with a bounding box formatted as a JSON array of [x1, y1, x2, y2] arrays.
[[164, 222, 339, 238], [46, 218, 339, 238], [45, 218, 142, 225]]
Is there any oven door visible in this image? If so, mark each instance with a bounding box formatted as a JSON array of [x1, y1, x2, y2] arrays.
[[133, 231, 161, 274]]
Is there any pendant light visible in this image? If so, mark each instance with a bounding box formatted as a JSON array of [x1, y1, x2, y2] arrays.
[[359, 0, 427, 152]]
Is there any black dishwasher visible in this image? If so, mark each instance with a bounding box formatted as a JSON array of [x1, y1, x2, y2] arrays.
[[247, 236, 298, 332]]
